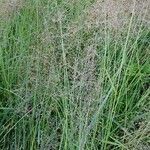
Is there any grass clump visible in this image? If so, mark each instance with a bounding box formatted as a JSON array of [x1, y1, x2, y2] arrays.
[[0, 0, 150, 149]]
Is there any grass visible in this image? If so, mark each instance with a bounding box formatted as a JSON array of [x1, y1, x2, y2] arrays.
[[0, 0, 150, 149]]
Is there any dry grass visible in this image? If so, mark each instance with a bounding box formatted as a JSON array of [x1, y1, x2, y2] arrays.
[[0, 0, 23, 19], [85, 0, 150, 29]]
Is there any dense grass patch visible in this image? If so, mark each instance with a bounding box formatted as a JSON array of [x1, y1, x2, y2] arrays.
[[0, 0, 150, 149]]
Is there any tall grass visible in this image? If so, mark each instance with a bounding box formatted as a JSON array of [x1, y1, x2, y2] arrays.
[[0, 0, 150, 149]]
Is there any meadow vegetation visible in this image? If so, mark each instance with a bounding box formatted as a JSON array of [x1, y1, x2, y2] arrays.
[[0, 0, 150, 149]]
